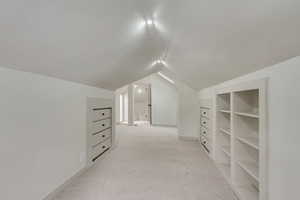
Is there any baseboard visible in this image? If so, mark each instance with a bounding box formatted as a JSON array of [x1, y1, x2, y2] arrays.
[[178, 135, 198, 141], [42, 165, 90, 200]]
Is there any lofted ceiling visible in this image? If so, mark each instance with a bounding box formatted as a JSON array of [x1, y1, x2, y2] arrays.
[[0, 0, 300, 90]]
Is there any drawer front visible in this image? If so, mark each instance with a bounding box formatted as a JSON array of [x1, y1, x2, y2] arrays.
[[92, 118, 111, 134], [201, 136, 208, 145], [201, 136, 211, 151], [92, 138, 112, 159], [92, 109, 111, 121], [201, 118, 209, 128], [200, 108, 210, 118], [91, 128, 112, 146], [201, 126, 208, 136]]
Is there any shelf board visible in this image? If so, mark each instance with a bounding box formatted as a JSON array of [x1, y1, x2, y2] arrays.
[[221, 145, 231, 157], [219, 109, 231, 114], [218, 163, 231, 180], [235, 185, 259, 200], [235, 112, 259, 118], [220, 128, 231, 136], [237, 160, 259, 182], [237, 136, 259, 150]]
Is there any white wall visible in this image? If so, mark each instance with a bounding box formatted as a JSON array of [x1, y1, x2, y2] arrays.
[[176, 81, 199, 139], [151, 74, 178, 126], [198, 56, 300, 200], [0, 67, 113, 200]]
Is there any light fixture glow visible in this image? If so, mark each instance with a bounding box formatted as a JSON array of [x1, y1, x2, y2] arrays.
[[152, 59, 167, 67], [157, 72, 175, 84], [137, 88, 143, 94], [147, 19, 154, 26]]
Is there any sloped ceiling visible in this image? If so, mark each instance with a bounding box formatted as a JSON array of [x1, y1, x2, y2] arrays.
[[0, 0, 300, 90]]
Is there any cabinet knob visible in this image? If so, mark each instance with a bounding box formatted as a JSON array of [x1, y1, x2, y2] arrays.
[[102, 135, 105, 137], [102, 124, 105, 127], [102, 113, 105, 116], [204, 112, 206, 114], [102, 146, 106, 149]]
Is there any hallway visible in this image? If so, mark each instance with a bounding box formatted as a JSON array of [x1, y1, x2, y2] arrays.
[[53, 125, 237, 200]]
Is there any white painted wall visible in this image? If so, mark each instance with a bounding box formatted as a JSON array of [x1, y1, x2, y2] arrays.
[[176, 81, 199, 139], [151, 74, 178, 126], [198, 56, 300, 200], [0, 67, 113, 200]]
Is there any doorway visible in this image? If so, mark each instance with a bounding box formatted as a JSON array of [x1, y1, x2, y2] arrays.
[[133, 84, 151, 126]]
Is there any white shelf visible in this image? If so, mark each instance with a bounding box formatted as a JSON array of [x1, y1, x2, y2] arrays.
[[220, 128, 231, 136], [235, 112, 259, 119], [237, 160, 259, 182], [219, 109, 231, 114], [221, 145, 231, 157], [237, 136, 259, 150], [235, 185, 259, 200]]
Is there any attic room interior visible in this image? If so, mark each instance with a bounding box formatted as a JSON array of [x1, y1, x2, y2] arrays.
[[0, 0, 299, 200]]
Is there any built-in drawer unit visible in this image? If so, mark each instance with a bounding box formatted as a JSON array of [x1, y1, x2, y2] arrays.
[[199, 102, 212, 157], [87, 98, 114, 166], [92, 118, 111, 134], [92, 109, 111, 122]]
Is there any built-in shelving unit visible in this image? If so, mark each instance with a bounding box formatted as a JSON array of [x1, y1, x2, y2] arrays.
[[213, 79, 267, 200], [215, 92, 232, 181]]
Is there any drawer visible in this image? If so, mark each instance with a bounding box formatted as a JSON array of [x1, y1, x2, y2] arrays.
[[200, 108, 210, 118], [92, 109, 111, 121], [92, 118, 111, 134], [92, 138, 112, 159], [201, 117, 209, 128], [201, 126, 208, 136], [91, 128, 112, 146], [201, 136, 208, 146]]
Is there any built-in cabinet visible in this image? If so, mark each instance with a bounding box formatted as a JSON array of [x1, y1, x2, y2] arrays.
[[200, 79, 267, 200], [199, 99, 213, 157], [87, 98, 115, 166]]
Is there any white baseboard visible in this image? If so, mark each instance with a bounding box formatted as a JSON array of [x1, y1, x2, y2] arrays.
[[178, 135, 198, 141]]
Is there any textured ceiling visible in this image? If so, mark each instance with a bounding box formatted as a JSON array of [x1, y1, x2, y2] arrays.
[[0, 0, 300, 90]]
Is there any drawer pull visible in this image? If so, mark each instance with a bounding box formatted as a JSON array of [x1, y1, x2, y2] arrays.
[[203, 112, 206, 114], [102, 135, 105, 137], [102, 145, 106, 149], [203, 141, 207, 144], [102, 124, 105, 127], [203, 122, 206, 124], [203, 131, 206, 134], [102, 113, 105, 116]]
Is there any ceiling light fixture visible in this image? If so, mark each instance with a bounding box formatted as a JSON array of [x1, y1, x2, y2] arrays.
[[157, 72, 175, 84]]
